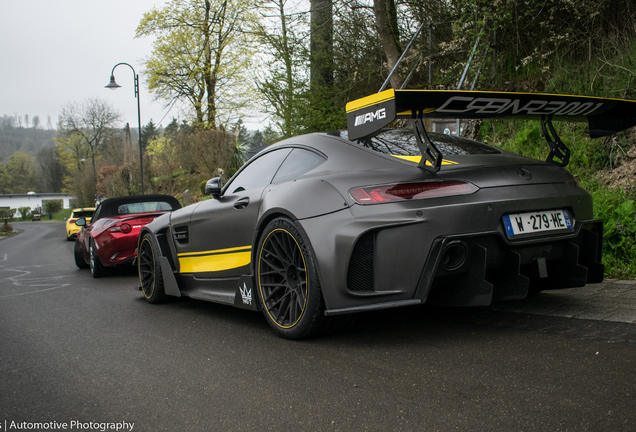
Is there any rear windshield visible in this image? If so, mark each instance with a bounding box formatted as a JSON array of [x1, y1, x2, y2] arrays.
[[346, 128, 501, 156], [117, 201, 175, 215], [72, 211, 94, 218]]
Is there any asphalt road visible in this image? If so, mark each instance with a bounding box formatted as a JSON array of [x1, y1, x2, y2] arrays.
[[1, 222, 635, 432]]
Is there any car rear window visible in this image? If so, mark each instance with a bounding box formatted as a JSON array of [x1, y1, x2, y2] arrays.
[[72, 211, 94, 218], [117, 201, 176, 215], [345, 128, 501, 156]]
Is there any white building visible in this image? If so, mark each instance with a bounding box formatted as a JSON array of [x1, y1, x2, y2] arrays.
[[0, 193, 75, 215]]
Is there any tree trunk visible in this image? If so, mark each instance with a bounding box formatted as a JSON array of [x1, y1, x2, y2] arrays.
[[373, 0, 402, 89], [310, 0, 333, 90], [203, 0, 217, 129], [280, 1, 294, 137]]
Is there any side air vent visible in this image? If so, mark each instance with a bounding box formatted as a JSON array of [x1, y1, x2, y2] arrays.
[[173, 226, 189, 244], [347, 231, 374, 292]]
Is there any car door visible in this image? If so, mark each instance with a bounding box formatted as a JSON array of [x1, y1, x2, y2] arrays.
[[184, 148, 292, 279]]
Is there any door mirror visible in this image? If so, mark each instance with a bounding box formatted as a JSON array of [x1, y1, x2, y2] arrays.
[[75, 217, 86, 227], [205, 177, 223, 199]]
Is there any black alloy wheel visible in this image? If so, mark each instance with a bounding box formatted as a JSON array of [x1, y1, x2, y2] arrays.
[[257, 218, 327, 339], [74, 239, 89, 269], [138, 234, 165, 303], [89, 241, 106, 278]]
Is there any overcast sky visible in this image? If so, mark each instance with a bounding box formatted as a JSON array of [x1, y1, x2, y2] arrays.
[[0, 1, 206, 129]]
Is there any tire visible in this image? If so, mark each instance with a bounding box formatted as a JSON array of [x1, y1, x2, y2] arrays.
[[67, 235, 73, 242], [256, 218, 332, 339], [89, 240, 106, 278], [138, 234, 166, 304], [74, 239, 89, 269]]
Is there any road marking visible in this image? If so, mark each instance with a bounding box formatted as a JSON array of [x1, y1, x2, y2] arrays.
[[0, 255, 71, 298]]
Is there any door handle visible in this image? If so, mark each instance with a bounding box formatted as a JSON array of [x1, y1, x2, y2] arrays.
[[234, 197, 250, 209]]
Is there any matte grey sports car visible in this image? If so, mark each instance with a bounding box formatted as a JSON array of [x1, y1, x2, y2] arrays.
[[137, 90, 636, 339]]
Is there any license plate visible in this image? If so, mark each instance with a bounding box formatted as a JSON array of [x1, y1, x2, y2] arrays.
[[502, 209, 573, 237]]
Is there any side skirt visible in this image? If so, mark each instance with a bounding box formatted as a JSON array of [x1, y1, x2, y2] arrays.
[[174, 273, 259, 311]]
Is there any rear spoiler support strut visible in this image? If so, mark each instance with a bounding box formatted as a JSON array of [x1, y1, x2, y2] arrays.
[[542, 114, 570, 167], [413, 115, 442, 172]]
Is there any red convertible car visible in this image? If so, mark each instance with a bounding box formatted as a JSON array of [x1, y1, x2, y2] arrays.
[[74, 195, 181, 277]]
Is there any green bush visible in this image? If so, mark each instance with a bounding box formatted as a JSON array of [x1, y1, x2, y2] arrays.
[[593, 184, 636, 278], [0, 208, 15, 223], [43, 199, 63, 214], [18, 207, 31, 220], [481, 119, 635, 279]]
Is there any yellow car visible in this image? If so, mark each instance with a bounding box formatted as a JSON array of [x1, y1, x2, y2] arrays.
[[66, 207, 95, 241]]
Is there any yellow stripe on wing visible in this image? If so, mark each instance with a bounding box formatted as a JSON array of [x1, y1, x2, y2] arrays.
[[346, 89, 395, 113]]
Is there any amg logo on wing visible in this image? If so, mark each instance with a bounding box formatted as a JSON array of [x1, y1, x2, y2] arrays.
[[354, 108, 386, 126]]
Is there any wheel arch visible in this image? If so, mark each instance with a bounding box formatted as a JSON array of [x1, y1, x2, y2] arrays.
[[139, 212, 179, 270], [252, 208, 299, 271], [252, 209, 328, 302]]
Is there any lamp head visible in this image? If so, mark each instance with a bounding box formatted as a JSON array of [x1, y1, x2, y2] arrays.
[[105, 75, 121, 90]]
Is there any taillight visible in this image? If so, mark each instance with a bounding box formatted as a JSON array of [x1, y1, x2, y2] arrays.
[[109, 223, 132, 233], [349, 181, 478, 204], [69, 219, 76, 224]]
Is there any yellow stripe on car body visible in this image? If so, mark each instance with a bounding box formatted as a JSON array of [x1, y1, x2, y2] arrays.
[[178, 246, 251, 273], [392, 155, 458, 165]]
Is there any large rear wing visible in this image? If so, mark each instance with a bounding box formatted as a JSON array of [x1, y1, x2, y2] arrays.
[[345, 89, 636, 171]]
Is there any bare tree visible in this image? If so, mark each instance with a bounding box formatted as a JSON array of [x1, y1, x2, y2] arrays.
[[58, 98, 122, 197]]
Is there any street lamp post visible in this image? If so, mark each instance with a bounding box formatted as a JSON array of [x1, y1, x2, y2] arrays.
[[105, 63, 144, 195]]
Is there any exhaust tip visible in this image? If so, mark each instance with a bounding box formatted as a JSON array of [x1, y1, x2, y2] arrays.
[[441, 243, 467, 271]]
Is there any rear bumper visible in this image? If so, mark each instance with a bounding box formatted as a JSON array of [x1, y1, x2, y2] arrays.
[[417, 220, 604, 307], [95, 235, 140, 267], [302, 182, 602, 314]]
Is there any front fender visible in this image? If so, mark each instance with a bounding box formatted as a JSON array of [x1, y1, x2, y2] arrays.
[[138, 212, 176, 268]]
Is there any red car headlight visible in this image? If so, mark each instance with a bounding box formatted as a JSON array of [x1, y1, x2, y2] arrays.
[[349, 181, 478, 204]]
